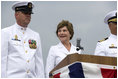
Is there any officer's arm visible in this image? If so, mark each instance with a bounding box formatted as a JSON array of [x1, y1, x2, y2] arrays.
[[35, 34, 45, 78], [94, 42, 106, 56], [1, 30, 9, 78]]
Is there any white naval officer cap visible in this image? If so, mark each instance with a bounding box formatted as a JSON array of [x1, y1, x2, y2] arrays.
[[12, 1, 34, 14], [104, 10, 117, 24]]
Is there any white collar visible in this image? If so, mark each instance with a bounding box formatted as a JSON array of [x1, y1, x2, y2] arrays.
[[15, 23, 27, 31], [109, 33, 117, 40], [58, 42, 74, 49]]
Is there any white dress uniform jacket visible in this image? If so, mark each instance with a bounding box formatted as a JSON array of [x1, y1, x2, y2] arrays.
[[45, 42, 81, 77], [94, 34, 117, 69], [95, 34, 117, 57], [1, 23, 44, 78]]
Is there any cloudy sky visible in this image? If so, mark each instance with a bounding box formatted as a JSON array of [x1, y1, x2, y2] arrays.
[[1, 1, 117, 65]]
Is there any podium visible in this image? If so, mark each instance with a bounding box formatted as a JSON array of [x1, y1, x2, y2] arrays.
[[49, 53, 117, 78]]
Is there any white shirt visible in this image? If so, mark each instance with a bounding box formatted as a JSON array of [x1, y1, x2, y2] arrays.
[[94, 34, 117, 69], [1, 23, 44, 78], [94, 34, 117, 57], [45, 42, 81, 78]]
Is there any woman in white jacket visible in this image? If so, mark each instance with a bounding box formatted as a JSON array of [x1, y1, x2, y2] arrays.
[[45, 20, 81, 77]]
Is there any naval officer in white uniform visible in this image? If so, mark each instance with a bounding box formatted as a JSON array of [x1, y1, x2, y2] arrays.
[[94, 11, 117, 71], [1, 1, 44, 78], [45, 20, 81, 78], [94, 10, 117, 57]]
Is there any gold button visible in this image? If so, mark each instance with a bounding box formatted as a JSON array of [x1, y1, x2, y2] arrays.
[[27, 60, 29, 63], [27, 70, 30, 73], [23, 32, 24, 34], [24, 41, 26, 43], [25, 50, 27, 53], [113, 66, 116, 69]]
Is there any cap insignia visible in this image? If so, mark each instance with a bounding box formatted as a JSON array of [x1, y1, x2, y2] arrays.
[[16, 8, 19, 10], [28, 3, 32, 8]]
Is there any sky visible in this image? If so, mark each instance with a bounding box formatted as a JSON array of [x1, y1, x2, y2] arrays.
[[1, 1, 117, 65]]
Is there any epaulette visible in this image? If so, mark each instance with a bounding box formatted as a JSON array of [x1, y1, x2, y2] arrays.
[[98, 37, 108, 42]]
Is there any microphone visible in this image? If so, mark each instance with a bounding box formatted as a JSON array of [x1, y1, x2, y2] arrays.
[[76, 38, 84, 51]]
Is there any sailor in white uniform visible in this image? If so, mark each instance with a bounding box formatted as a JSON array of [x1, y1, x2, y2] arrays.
[[1, 1, 44, 78], [94, 10, 117, 69], [95, 10, 117, 57]]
